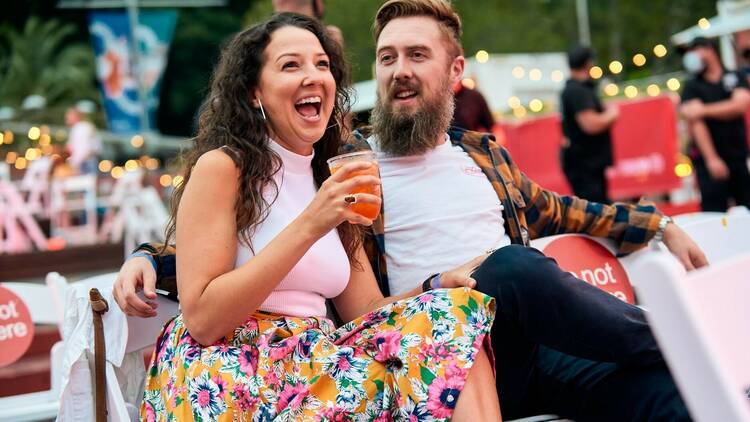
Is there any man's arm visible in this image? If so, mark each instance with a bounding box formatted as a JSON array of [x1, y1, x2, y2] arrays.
[[502, 146, 707, 268], [689, 119, 729, 180], [575, 106, 619, 135], [682, 88, 750, 121], [112, 243, 176, 316]]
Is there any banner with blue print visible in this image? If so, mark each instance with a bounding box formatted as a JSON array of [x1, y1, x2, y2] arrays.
[[89, 10, 177, 134]]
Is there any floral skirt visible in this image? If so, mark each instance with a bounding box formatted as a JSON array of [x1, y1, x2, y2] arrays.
[[141, 287, 495, 421]]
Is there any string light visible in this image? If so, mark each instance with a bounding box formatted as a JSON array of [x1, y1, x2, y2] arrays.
[[5, 151, 17, 164], [529, 68, 542, 81], [675, 163, 693, 177], [653, 44, 667, 58], [131, 135, 144, 148], [15, 157, 27, 170], [111, 166, 124, 179], [667, 78, 681, 91], [159, 174, 173, 187], [125, 159, 139, 171], [3, 131, 12, 144], [589, 66, 603, 79], [172, 175, 184, 187], [647, 84, 661, 97], [507, 96, 521, 108], [698, 18, 710, 30], [98, 160, 113, 173], [39, 134, 51, 146], [624, 85, 639, 98], [604, 83, 619, 96], [609, 61, 623, 74], [475, 50, 489, 63], [512, 66, 525, 79], [28, 126, 40, 141], [632, 54, 646, 67], [551, 70, 564, 82], [529, 99, 543, 112], [25, 148, 41, 161], [145, 158, 160, 170], [461, 78, 476, 90], [512, 106, 527, 118]]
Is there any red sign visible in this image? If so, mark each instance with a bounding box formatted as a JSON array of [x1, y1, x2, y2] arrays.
[[502, 115, 573, 196], [607, 96, 681, 200], [0, 286, 35, 367], [543, 237, 635, 304]]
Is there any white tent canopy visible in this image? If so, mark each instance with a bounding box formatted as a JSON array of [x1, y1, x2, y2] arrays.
[[672, 13, 750, 45]]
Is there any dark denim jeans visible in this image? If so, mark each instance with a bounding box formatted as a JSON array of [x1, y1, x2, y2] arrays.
[[472, 245, 691, 421]]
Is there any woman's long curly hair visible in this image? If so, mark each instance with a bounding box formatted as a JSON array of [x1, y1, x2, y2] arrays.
[[163, 12, 361, 262]]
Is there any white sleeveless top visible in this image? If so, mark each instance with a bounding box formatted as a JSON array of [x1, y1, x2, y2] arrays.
[[234, 140, 350, 317]]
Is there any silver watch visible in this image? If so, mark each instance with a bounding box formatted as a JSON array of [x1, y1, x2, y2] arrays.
[[653, 215, 673, 242]]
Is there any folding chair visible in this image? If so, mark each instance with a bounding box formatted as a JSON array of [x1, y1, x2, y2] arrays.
[[634, 251, 750, 422], [51, 272, 178, 422]]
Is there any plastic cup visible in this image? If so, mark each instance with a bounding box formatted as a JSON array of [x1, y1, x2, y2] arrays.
[[327, 151, 380, 220]]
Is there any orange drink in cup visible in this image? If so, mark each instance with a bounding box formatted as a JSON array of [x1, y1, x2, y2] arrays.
[[327, 151, 381, 220]]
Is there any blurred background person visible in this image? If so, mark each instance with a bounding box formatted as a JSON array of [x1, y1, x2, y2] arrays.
[[273, 0, 343, 46], [452, 79, 495, 132], [64, 106, 101, 175], [680, 37, 750, 212], [560, 45, 619, 204]]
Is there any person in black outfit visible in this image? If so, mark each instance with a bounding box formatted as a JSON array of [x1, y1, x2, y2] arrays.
[[452, 80, 495, 132], [680, 37, 750, 212], [560, 45, 619, 204]]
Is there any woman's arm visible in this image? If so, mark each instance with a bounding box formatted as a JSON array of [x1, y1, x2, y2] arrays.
[[177, 150, 380, 345], [176, 150, 322, 345], [333, 246, 484, 323]]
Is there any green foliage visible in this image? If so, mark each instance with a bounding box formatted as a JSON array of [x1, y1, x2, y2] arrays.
[[0, 16, 97, 111]]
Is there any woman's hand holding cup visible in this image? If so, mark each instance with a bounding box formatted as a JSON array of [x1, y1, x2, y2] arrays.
[[301, 159, 381, 238]]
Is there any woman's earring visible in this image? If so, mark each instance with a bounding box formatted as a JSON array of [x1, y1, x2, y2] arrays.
[[257, 98, 267, 120]]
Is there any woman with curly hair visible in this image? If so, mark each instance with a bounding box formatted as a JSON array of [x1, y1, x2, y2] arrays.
[[141, 12, 500, 421]]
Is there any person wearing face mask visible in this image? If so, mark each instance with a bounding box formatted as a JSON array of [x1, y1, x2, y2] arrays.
[[680, 36, 750, 212], [560, 45, 619, 204]]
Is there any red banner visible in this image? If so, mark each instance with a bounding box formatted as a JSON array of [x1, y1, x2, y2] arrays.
[[502, 95, 681, 201], [607, 96, 681, 200], [502, 115, 572, 195]]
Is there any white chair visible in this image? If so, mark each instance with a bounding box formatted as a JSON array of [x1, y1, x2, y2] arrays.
[[0, 282, 64, 422], [50, 175, 98, 247], [51, 272, 179, 422], [18, 157, 53, 218], [0, 180, 48, 253], [634, 251, 750, 422], [675, 211, 750, 265]]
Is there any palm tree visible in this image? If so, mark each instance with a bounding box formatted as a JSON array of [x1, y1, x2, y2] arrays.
[[0, 17, 98, 115]]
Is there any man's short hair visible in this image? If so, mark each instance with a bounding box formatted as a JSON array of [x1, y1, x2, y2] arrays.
[[568, 45, 594, 70], [373, 0, 463, 58]]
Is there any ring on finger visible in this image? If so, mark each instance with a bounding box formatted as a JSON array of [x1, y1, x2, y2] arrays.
[[344, 194, 357, 204]]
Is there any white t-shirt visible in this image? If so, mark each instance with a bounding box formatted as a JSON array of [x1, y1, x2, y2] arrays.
[[368, 135, 511, 295], [234, 140, 350, 317]]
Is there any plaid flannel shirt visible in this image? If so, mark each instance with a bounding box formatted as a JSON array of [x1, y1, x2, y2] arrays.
[[142, 126, 663, 297]]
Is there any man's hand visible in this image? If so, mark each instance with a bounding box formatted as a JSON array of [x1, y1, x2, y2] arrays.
[[439, 254, 489, 289], [113, 256, 158, 317], [605, 104, 620, 122], [680, 99, 705, 121], [706, 156, 730, 180], [662, 223, 709, 271]]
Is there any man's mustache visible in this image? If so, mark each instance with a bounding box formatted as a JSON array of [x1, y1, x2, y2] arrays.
[[386, 80, 421, 100]]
